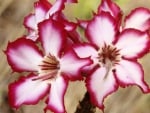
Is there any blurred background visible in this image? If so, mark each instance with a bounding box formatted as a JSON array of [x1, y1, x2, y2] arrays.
[[0, 0, 150, 113]]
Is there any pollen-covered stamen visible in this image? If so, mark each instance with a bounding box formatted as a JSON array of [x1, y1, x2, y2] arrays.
[[34, 53, 60, 81]]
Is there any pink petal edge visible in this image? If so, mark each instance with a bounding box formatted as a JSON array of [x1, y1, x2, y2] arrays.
[[60, 49, 93, 81], [5, 38, 43, 72], [38, 18, 66, 57], [124, 7, 150, 31], [98, 0, 121, 19], [24, 0, 51, 31], [9, 73, 50, 108], [86, 66, 118, 110], [114, 59, 149, 93], [115, 29, 150, 59], [34, 0, 51, 24], [24, 14, 36, 31], [45, 76, 68, 113], [86, 11, 117, 47]]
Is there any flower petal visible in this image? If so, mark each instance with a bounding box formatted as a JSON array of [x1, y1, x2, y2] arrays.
[[60, 49, 92, 80], [73, 43, 98, 58], [115, 59, 149, 93], [38, 18, 66, 57], [34, 0, 51, 23], [86, 12, 116, 47], [5, 38, 43, 72], [115, 29, 150, 59], [46, 76, 68, 113], [9, 74, 50, 108], [24, 14, 36, 31], [86, 67, 118, 109], [26, 30, 38, 41], [98, 0, 121, 20], [45, 0, 65, 18], [24, 0, 51, 31], [52, 12, 81, 43], [124, 8, 150, 31], [73, 44, 99, 73], [77, 19, 89, 29], [45, 0, 78, 19], [54, 14, 77, 32]]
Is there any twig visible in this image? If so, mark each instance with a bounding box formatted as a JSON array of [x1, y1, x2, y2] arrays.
[[75, 92, 96, 113]]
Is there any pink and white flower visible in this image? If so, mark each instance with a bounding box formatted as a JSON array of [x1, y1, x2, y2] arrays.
[[24, 0, 51, 41], [74, 11, 150, 110], [24, 0, 77, 41], [6, 18, 92, 113]]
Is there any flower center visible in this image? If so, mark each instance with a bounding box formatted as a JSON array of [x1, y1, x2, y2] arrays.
[[34, 53, 60, 81], [97, 44, 120, 79], [98, 44, 120, 67]]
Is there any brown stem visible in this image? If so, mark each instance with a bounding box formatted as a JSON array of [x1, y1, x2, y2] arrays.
[[75, 92, 96, 113]]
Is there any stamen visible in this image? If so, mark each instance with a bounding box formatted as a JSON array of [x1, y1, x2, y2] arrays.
[[98, 44, 121, 79], [34, 53, 60, 81], [32, 71, 57, 81], [97, 44, 121, 79], [98, 44, 120, 66]]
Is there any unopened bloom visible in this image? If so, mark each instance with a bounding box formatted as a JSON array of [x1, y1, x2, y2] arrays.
[[74, 11, 150, 110], [6, 18, 91, 113]]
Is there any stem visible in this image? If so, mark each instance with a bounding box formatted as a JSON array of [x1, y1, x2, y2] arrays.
[[75, 92, 96, 113]]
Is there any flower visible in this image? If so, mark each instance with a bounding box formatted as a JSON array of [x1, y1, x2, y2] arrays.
[[74, 11, 150, 110], [6, 18, 92, 113], [24, 0, 77, 41], [24, 0, 51, 41]]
